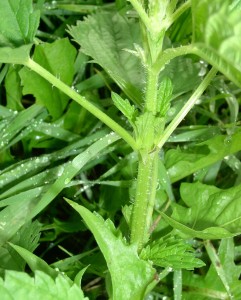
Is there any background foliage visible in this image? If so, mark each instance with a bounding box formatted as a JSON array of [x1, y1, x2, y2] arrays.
[[0, 0, 241, 299]]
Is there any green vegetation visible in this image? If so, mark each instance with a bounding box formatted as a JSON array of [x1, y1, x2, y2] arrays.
[[0, 0, 241, 299]]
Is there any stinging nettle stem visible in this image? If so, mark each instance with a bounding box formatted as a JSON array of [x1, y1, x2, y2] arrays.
[[24, 58, 138, 151]]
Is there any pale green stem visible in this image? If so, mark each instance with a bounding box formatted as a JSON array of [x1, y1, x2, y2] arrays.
[[153, 45, 194, 74], [130, 151, 159, 250], [170, 0, 191, 25], [145, 66, 160, 113], [157, 67, 217, 149], [24, 58, 138, 151]]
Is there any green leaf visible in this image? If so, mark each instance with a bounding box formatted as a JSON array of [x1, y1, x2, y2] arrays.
[[111, 92, 138, 126], [0, 221, 41, 272], [140, 236, 205, 270], [0, 0, 40, 47], [66, 200, 155, 300], [68, 12, 144, 106], [8, 243, 58, 279], [182, 238, 241, 299], [0, 44, 32, 64], [165, 131, 241, 183], [162, 181, 241, 239], [5, 65, 24, 110], [0, 270, 87, 300], [192, 0, 241, 88], [20, 38, 77, 119]]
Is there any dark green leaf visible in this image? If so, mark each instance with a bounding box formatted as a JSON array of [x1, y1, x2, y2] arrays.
[[0, 0, 40, 47], [68, 12, 144, 105], [162, 181, 241, 239], [66, 200, 155, 300], [20, 38, 77, 119]]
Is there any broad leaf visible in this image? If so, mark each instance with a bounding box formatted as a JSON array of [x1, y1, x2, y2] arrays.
[[0, 270, 87, 300], [162, 181, 241, 239], [68, 12, 144, 106], [20, 38, 77, 119], [66, 200, 155, 300], [165, 131, 241, 182], [192, 0, 241, 88], [0, 0, 40, 47], [0, 45, 32, 64]]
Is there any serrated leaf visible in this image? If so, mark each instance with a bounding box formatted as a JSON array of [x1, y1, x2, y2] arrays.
[[68, 12, 144, 105], [0, 270, 87, 300], [0, 0, 40, 47], [111, 92, 137, 126], [162, 181, 241, 239], [19, 38, 77, 119], [192, 0, 241, 88], [66, 200, 155, 300], [140, 236, 205, 270]]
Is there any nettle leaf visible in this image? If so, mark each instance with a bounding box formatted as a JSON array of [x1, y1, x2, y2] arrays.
[[66, 200, 155, 300], [68, 12, 144, 106], [140, 236, 205, 270], [20, 38, 77, 119], [0, 0, 40, 47], [0, 270, 87, 300], [111, 92, 138, 127], [192, 0, 241, 88], [162, 181, 241, 239]]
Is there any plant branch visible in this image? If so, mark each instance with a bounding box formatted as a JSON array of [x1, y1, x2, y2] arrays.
[[157, 67, 217, 149], [170, 0, 191, 26], [153, 44, 194, 74], [24, 58, 138, 151], [128, 0, 151, 32]]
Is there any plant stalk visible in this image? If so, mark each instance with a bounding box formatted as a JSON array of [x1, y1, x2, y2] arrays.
[[24, 58, 138, 151], [130, 150, 159, 250]]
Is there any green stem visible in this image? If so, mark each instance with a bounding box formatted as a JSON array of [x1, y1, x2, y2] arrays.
[[128, 0, 151, 33], [153, 45, 194, 74], [24, 58, 138, 151], [170, 0, 191, 25], [145, 66, 160, 113], [130, 151, 159, 250], [157, 67, 217, 149]]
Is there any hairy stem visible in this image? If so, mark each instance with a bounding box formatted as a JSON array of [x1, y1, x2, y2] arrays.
[[24, 58, 138, 151], [130, 151, 159, 250]]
